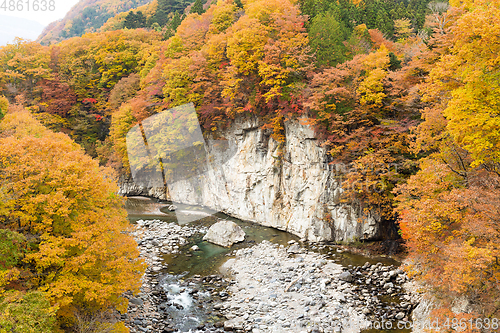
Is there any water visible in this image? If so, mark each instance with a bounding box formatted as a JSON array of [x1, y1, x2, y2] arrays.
[[125, 196, 176, 223], [125, 197, 411, 333], [156, 273, 210, 332], [162, 218, 298, 277]]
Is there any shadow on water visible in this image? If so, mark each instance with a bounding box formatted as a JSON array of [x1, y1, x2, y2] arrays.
[[125, 197, 411, 333]]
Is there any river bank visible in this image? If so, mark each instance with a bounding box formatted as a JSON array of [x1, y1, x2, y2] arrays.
[[217, 241, 419, 333], [121, 215, 421, 333]]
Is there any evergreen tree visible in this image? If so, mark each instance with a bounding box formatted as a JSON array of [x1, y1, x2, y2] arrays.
[[124, 11, 137, 29], [170, 11, 184, 31], [190, 0, 205, 15], [234, 0, 243, 9], [163, 11, 185, 39], [136, 11, 146, 28], [309, 12, 349, 67], [153, 0, 176, 26], [152, 0, 192, 26]]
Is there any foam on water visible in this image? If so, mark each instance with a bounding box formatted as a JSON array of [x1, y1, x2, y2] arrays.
[[157, 274, 210, 331], [165, 284, 193, 309]]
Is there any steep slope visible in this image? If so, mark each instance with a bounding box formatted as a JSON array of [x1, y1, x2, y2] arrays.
[[37, 0, 153, 44]]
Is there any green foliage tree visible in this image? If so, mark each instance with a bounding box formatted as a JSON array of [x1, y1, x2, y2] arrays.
[[190, 0, 205, 15], [0, 230, 25, 272], [0, 96, 7, 120], [0, 291, 57, 333], [124, 11, 147, 29], [153, 0, 190, 26], [299, 0, 433, 39], [0, 229, 26, 293], [309, 12, 349, 67], [163, 11, 185, 39]]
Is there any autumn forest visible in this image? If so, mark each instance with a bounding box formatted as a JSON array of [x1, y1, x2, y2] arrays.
[[0, 0, 499, 331]]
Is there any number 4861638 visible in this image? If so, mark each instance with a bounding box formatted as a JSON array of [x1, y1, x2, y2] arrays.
[[0, 0, 56, 11]]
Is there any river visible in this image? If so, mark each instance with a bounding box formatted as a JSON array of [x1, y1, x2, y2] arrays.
[[124, 197, 414, 333]]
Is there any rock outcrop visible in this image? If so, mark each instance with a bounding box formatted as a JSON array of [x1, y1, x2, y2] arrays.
[[119, 116, 396, 242], [203, 220, 246, 247]]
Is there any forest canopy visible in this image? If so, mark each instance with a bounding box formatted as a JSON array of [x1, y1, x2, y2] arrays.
[[0, 109, 144, 331]]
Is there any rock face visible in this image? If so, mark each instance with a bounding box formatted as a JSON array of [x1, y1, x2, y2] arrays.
[[118, 175, 167, 200], [120, 116, 396, 242], [203, 220, 246, 247]]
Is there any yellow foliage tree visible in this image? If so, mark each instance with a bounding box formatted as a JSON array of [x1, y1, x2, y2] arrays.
[[357, 45, 390, 109], [0, 38, 51, 99], [0, 96, 7, 120], [396, 0, 500, 320], [0, 110, 144, 325]]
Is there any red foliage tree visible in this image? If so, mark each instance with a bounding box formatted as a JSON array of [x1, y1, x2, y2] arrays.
[[38, 76, 78, 117]]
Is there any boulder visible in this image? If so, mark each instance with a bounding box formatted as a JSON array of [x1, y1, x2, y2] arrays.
[[220, 258, 236, 275], [224, 317, 245, 330], [203, 220, 245, 247]]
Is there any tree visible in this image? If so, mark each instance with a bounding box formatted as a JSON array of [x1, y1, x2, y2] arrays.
[[304, 35, 422, 221], [0, 291, 57, 333], [55, 29, 161, 101], [190, 0, 205, 15], [308, 12, 349, 67], [38, 76, 78, 117], [0, 229, 26, 294], [395, 0, 500, 320], [153, 0, 188, 26], [393, 18, 413, 42], [0, 95, 7, 120], [109, 102, 139, 172], [427, 1, 451, 34], [170, 11, 184, 31], [0, 38, 51, 100], [0, 110, 145, 325], [124, 11, 147, 29], [108, 73, 141, 110]]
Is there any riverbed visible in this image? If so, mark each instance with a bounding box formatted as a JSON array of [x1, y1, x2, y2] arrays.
[[123, 197, 418, 333]]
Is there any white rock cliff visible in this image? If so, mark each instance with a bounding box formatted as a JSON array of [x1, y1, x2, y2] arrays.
[[119, 116, 394, 242]]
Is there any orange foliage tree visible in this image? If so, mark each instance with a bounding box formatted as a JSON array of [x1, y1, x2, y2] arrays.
[[107, 0, 314, 169], [0, 110, 145, 328], [54, 29, 161, 107], [396, 0, 500, 321], [304, 37, 423, 221], [145, 0, 311, 129]]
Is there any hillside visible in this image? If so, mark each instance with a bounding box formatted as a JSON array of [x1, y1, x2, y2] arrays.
[[37, 0, 153, 44]]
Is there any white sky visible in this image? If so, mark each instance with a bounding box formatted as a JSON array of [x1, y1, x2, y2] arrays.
[[2, 0, 81, 26]]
